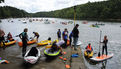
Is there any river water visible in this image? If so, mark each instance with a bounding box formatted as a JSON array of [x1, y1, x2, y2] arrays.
[[0, 18, 121, 69]]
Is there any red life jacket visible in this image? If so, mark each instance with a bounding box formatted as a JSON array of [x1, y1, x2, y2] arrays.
[[87, 45, 92, 51]]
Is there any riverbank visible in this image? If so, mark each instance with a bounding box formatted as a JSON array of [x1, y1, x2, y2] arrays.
[[39, 46, 87, 69], [0, 45, 87, 69]]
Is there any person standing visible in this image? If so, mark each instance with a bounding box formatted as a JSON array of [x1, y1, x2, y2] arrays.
[[0, 29, 5, 50], [102, 35, 108, 56], [33, 32, 39, 42], [57, 29, 61, 40], [72, 24, 79, 50], [62, 28, 68, 47], [19, 28, 28, 57]]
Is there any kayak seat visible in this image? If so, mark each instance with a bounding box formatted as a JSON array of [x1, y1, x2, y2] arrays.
[[28, 47, 38, 57]]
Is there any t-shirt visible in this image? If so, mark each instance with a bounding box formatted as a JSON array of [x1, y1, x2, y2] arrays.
[[72, 27, 79, 37], [56, 40, 65, 46], [57, 31, 61, 37], [63, 31, 68, 39]]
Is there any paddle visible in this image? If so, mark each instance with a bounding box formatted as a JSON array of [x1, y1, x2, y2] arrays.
[[98, 30, 102, 57]]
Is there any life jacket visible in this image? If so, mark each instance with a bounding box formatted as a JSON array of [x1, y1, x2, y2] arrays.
[[87, 45, 92, 51], [63, 31, 68, 39]]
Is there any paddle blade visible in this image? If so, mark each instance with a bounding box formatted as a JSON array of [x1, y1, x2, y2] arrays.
[[98, 52, 100, 57]]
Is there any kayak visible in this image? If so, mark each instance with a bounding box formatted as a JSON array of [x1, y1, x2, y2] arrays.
[[0, 40, 16, 47], [44, 48, 61, 57], [90, 54, 113, 62], [18, 39, 37, 47], [37, 40, 51, 46], [51, 39, 59, 44], [72, 41, 82, 46], [90, 25, 99, 28], [24, 47, 40, 64], [84, 50, 93, 58], [45, 45, 52, 49]]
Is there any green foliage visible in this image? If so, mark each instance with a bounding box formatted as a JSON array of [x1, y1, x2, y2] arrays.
[[0, 6, 29, 19], [31, 0, 121, 20]]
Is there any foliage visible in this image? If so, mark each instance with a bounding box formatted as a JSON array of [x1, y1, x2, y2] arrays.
[[31, 0, 121, 20], [0, 6, 29, 19]]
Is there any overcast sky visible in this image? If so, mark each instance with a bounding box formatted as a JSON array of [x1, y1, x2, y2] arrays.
[[0, 0, 104, 13]]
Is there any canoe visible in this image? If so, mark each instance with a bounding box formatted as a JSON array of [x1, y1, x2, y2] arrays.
[[44, 48, 61, 57], [24, 47, 40, 64], [84, 50, 93, 58], [0, 40, 16, 47], [18, 39, 37, 47], [37, 40, 51, 46], [90, 53, 113, 62]]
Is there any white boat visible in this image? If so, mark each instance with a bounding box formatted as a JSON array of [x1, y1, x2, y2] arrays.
[[24, 47, 40, 64], [23, 21, 27, 23], [72, 41, 82, 46], [90, 53, 113, 62]]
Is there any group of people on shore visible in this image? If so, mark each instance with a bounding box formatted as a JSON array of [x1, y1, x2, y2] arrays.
[[57, 24, 79, 50], [0, 23, 108, 57]]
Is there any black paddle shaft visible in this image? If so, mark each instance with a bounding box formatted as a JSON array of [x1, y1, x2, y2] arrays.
[[98, 30, 102, 57]]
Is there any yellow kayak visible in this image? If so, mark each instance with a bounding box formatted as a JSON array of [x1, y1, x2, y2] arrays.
[[45, 45, 52, 48], [45, 39, 59, 48], [38, 39, 59, 46], [0, 40, 16, 47], [84, 50, 93, 58], [37, 40, 51, 46]]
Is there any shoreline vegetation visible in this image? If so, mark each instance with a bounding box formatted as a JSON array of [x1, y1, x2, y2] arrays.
[[1, 0, 121, 22]]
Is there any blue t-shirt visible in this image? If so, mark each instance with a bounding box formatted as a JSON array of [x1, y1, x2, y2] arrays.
[[63, 31, 68, 39]]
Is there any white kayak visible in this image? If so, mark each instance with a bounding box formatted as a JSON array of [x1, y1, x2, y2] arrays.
[[90, 53, 113, 62], [24, 47, 40, 64], [72, 41, 82, 46]]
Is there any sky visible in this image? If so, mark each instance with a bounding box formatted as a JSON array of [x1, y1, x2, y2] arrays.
[[0, 0, 104, 13]]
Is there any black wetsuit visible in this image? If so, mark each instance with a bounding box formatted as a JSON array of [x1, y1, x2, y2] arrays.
[[19, 32, 28, 57], [57, 31, 61, 40], [102, 39, 108, 55]]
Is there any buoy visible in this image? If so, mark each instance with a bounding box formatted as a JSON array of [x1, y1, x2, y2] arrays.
[[63, 58, 67, 61], [63, 52, 67, 55], [65, 64, 70, 69], [59, 57, 63, 59]]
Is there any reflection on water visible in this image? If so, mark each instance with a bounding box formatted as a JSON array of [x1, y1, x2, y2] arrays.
[[84, 57, 107, 69], [101, 61, 107, 69], [0, 18, 121, 69]]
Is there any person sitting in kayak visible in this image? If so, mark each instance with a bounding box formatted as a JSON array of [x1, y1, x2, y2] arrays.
[[49, 41, 62, 53], [101, 35, 108, 56], [85, 43, 93, 53], [33, 32, 39, 42], [7, 32, 14, 41]]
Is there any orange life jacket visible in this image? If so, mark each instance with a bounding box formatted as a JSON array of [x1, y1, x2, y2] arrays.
[[87, 45, 92, 51]]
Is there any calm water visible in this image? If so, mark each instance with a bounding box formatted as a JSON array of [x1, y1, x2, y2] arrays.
[[0, 18, 121, 69]]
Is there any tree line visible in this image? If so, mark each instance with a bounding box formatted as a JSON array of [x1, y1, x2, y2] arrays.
[[0, 6, 29, 19], [0, 0, 29, 19], [31, 0, 121, 21], [0, 0, 121, 21]]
